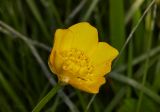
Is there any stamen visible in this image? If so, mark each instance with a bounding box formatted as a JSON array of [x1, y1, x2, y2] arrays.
[[60, 48, 94, 76]]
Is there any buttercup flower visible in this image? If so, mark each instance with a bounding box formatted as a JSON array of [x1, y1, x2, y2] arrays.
[[48, 22, 119, 93]]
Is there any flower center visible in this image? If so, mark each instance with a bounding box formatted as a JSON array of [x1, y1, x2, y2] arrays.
[[60, 48, 94, 75]]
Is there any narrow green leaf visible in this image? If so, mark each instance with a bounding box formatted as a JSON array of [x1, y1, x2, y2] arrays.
[[32, 83, 61, 112], [0, 72, 27, 112], [109, 72, 160, 104]]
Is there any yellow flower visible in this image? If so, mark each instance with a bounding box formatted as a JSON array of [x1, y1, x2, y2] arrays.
[[48, 22, 119, 93]]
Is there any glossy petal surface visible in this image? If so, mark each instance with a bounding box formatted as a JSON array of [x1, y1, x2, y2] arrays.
[[49, 22, 119, 93]]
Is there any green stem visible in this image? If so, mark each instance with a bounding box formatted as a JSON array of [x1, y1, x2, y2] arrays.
[[127, 41, 133, 98], [32, 83, 62, 112], [136, 2, 155, 111], [113, 0, 155, 68], [81, 0, 99, 21], [104, 87, 126, 112], [84, 94, 96, 112]]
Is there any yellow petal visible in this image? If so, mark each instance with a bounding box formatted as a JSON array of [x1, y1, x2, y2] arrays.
[[49, 29, 67, 74], [53, 29, 67, 51], [48, 49, 57, 74], [49, 29, 74, 74], [68, 76, 105, 93], [69, 22, 98, 54], [59, 29, 75, 51], [53, 52, 65, 74], [53, 29, 74, 52], [90, 42, 118, 76], [90, 42, 119, 65], [93, 61, 112, 77]]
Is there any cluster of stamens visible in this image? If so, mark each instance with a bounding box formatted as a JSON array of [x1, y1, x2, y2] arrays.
[[60, 48, 94, 76]]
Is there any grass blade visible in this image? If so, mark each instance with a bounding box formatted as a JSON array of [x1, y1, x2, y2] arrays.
[[109, 72, 160, 104], [0, 72, 27, 112]]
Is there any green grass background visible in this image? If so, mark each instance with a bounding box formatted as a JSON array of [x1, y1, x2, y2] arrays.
[[0, 0, 160, 112]]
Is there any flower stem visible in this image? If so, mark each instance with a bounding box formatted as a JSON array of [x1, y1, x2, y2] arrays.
[[32, 83, 62, 112]]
